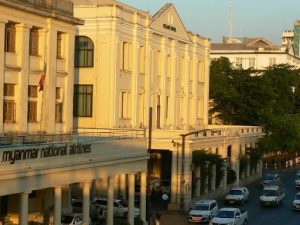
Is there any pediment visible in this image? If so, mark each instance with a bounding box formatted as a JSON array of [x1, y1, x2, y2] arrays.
[[246, 38, 274, 48], [151, 4, 191, 42]]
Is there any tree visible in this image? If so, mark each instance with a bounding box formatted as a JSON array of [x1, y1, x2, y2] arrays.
[[210, 58, 300, 154]]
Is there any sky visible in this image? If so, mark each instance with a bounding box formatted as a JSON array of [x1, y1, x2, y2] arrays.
[[119, 0, 300, 45]]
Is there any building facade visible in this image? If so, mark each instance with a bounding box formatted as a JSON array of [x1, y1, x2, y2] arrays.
[[73, 0, 264, 214], [211, 37, 300, 71], [0, 1, 148, 225]]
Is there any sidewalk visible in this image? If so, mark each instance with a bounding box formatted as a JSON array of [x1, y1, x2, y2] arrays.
[[159, 210, 189, 225]]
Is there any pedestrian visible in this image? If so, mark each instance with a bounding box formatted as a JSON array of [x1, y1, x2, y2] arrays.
[[161, 192, 169, 210], [155, 212, 161, 225]]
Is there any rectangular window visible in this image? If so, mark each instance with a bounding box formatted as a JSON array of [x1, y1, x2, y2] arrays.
[[28, 85, 38, 98], [55, 103, 63, 123], [121, 42, 132, 71], [249, 57, 255, 68], [165, 96, 169, 119], [157, 50, 161, 77], [57, 32, 63, 59], [29, 28, 39, 56], [56, 87, 61, 99], [120, 91, 131, 119], [28, 101, 37, 122], [4, 83, 15, 96], [198, 61, 204, 82], [139, 46, 145, 74], [269, 57, 276, 66], [5, 23, 16, 53], [73, 85, 93, 117], [166, 54, 171, 78], [235, 57, 243, 68], [3, 100, 15, 123]]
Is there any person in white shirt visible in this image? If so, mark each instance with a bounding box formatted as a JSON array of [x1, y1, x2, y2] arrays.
[[161, 193, 169, 210]]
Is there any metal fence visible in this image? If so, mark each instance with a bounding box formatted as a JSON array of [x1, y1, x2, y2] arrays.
[[0, 128, 146, 148]]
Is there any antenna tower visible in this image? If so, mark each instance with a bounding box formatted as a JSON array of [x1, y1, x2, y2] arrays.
[[229, 0, 233, 41]]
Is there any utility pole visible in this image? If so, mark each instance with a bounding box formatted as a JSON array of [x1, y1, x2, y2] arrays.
[[229, 0, 233, 41]]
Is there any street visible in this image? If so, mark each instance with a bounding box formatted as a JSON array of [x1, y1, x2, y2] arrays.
[[159, 167, 300, 225]]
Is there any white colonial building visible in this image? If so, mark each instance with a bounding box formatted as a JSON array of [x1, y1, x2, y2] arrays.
[[73, 0, 264, 215], [211, 37, 300, 71], [0, 1, 148, 225]]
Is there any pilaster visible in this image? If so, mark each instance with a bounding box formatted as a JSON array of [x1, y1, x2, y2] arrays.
[[140, 171, 147, 223], [82, 182, 90, 225], [128, 173, 135, 225], [0, 19, 7, 134], [54, 186, 62, 225], [15, 23, 31, 133], [107, 176, 114, 225]]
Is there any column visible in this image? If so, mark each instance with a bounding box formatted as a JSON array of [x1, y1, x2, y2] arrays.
[[169, 40, 177, 128], [20, 192, 29, 225], [221, 161, 227, 191], [204, 162, 209, 194], [182, 144, 193, 212], [120, 174, 127, 201], [171, 150, 178, 203], [0, 19, 7, 134], [82, 182, 90, 225], [15, 24, 31, 133], [54, 186, 62, 225], [246, 144, 251, 177], [202, 39, 210, 128], [64, 32, 75, 133], [240, 144, 246, 179], [44, 21, 57, 133], [211, 164, 216, 192], [231, 144, 240, 186], [140, 172, 147, 224], [128, 174, 135, 225], [107, 176, 114, 225], [194, 166, 201, 198]]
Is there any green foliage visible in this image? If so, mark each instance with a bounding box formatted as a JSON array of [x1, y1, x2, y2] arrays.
[[192, 150, 225, 189], [210, 58, 300, 154]]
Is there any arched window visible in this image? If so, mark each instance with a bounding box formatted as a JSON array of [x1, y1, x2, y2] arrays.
[[75, 36, 94, 67]]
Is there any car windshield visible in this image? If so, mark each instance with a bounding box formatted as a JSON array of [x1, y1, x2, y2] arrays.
[[192, 204, 209, 210], [229, 190, 243, 195], [216, 210, 234, 218], [262, 189, 277, 196], [295, 195, 300, 200], [263, 174, 277, 181], [61, 215, 74, 223]]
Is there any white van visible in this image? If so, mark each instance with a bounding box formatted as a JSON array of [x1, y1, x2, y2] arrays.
[[93, 197, 140, 218], [260, 185, 285, 206]]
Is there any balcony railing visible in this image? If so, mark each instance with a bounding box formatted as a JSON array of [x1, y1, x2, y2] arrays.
[[0, 128, 146, 148]]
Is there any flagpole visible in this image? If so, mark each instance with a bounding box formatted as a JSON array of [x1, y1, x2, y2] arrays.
[[40, 28, 47, 133]]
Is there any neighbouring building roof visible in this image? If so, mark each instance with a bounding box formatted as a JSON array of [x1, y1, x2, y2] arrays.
[[211, 37, 282, 51]]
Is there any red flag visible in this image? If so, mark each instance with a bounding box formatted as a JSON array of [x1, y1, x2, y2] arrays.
[[39, 63, 46, 91]]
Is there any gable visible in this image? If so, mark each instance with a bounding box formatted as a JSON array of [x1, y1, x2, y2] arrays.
[[246, 39, 274, 48], [151, 4, 191, 42]]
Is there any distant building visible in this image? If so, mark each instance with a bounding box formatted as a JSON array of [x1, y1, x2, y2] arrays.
[[211, 36, 300, 71]]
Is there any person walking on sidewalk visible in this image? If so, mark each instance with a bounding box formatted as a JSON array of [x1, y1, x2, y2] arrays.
[[161, 192, 169, 210]]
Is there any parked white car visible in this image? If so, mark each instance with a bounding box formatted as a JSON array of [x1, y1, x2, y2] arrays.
[[61, 213, 91, 225], [209, 208, 248, 225], [188, 200, 218, 223], [292, 192, 300, 210], [93, 197, 140, 218], [224, 187, 249, 205], [260, 185, 285, 206]]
